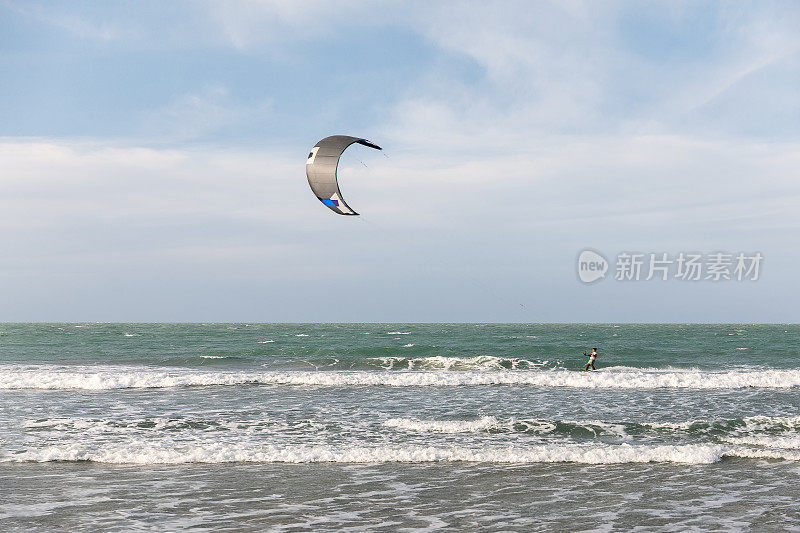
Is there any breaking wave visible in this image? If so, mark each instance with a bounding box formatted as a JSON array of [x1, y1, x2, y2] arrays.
[[4, 365, 800, 390], [384, 416, 500, 433], [11, 412, 800, 466], [5, 442, 800, 465], [381, 415, 800, 441], [365, 356, 550, 371]]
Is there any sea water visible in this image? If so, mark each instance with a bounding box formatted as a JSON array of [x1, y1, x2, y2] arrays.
[[1, 323, 800, 531]]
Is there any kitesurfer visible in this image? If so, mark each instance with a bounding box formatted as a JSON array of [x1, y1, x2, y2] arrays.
[[584, 348, 598, 371]]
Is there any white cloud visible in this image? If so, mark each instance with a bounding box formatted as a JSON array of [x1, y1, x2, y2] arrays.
[[4, 1, 139, 42], [197, 0, 389, 50], [373, 1, 800, 148], [0, 134, 797, 321], [2, 132, 797, 244], [141, 85, 273, 142], [2, 1, 799, 320]]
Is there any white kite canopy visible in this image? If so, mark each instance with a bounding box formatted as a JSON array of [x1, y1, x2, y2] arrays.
[[306, 135, 382, 215]]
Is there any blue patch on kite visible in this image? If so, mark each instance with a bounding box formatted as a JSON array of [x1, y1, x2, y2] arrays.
[[321, 199, 339, 207]]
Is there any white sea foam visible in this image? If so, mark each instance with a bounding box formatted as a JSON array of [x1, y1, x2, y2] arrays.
[[721, 436, 800, 449], [23, 417, 109, 431], [2, 442, 740, 465], [383, 417, 647, 438], [402, 344, 415, 348], [384, 416, 500, 433], [737, 415, 800, 431], [8, 441, 799, 464], [382, 416, 574, 436], [11, 411, 800, 465], [24, 414, 800, 440], [370, 355, 543, 371], [648, 415, 800, 433], [386, 332, 411, 335], [383, 414, 800, 439], [724, 448, 800, 461], [257, 340, 275, 343], [295, 334, 309, 337], [3, 365, 800, 390], [20, 416, 327, 436]]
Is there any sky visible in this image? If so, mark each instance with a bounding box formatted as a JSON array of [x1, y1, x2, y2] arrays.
[[1, 0, 799, 322]]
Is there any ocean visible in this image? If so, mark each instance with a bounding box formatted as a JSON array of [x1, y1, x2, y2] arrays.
[[2, 323, 800, 531]]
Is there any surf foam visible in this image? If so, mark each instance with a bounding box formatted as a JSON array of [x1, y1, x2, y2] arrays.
[[2, 442, 737, 465], [3, 365, 800, 390], [384, 416, 500, 433], [369, 356, 546, 371]]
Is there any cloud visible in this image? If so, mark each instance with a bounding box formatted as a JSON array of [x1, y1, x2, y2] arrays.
[[1, 2, 799, 320], [0, 132, 797, 321], [3, 1, 139, 42], [141, 85, 273, 142], [373, 1, 800, 148], [2, 133, 796, 259], [197, 0, 390, 50]]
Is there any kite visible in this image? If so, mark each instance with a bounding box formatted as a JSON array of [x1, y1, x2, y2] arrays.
[[306, 135, 382, 215]]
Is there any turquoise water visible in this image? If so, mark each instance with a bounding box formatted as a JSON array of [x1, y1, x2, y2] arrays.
[[2, 323, 800, 531], [2, 323, 797, 368]]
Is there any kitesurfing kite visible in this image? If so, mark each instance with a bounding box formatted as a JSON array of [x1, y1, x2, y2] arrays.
[[306, 135, 382, 215]]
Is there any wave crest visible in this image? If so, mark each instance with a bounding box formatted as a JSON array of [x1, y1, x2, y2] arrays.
[[2, 443, 746, 465], [384, 416, 500, 433], [366, 356, 549, 371], [3, 365, 800, 390]]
